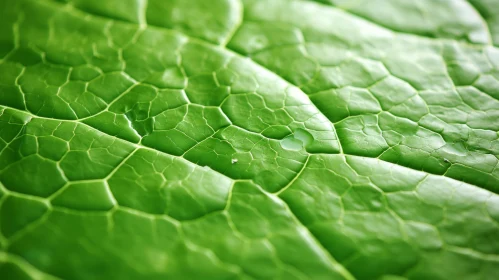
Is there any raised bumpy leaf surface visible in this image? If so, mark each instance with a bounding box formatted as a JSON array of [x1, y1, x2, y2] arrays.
[[1, 0, 499, 279]]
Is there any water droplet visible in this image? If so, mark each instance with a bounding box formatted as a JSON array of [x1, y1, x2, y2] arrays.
[[280, 137, 303, 151], [279, 129, 314, 151]]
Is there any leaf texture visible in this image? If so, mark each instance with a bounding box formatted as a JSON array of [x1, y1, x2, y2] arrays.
[[1, 0, 499, 279]]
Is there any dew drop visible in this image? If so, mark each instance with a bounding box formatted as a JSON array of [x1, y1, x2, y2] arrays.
[[280, 136, 303, 151], [280, 129, 314, 151]]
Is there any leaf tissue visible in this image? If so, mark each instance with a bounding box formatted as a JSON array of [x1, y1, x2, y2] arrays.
[[1, 0, 499, 279]]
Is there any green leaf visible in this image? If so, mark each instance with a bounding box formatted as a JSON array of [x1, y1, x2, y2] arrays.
[[1, 0, 499, 279]]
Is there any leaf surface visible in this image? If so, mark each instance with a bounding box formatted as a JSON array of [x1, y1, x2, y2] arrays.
[[1, 0, 499, 279]]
